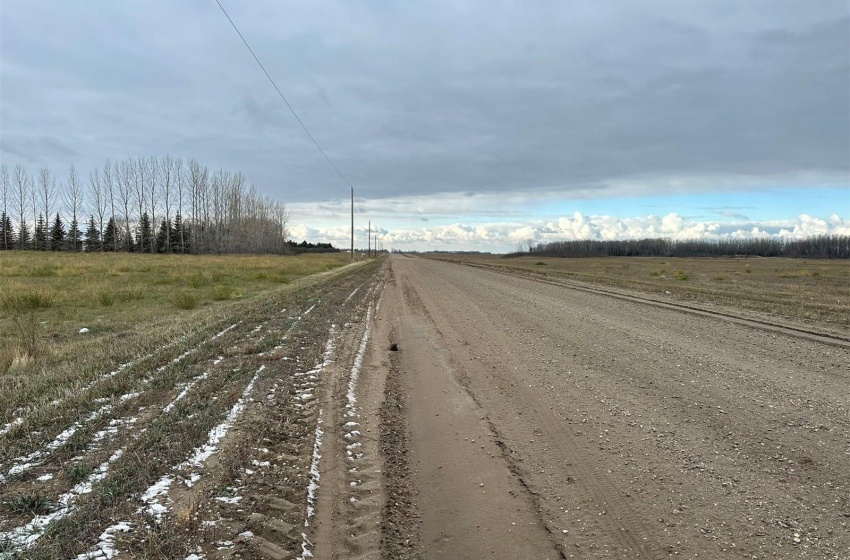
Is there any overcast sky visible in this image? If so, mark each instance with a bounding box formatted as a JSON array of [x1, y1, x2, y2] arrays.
[[1, 0, 848, 251]]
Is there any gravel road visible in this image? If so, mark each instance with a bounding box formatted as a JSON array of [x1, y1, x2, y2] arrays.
[[379, 255, 849, 560]]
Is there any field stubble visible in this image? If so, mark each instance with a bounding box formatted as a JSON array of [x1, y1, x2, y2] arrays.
[[0, 253, 381, 558]]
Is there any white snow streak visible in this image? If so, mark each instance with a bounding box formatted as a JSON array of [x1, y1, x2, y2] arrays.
[[343, 285, 360, 304], [345, 307, 372, 419], [0, 450, 124, 551], [2, 322, 241, 483], [295, 324, 342, 560], [163, 372, 210, 414], [139, 365, 266, 520], [75, 521, 132, 559], [0, 417, 23, 437]]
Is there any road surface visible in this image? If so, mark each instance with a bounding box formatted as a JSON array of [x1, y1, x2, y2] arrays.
[[370, 255, 849, 559]]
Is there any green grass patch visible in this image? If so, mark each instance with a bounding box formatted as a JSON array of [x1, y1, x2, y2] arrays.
[[173, 291, 200, 310], [65, 463, 94, 483], [2, 287, 55, 313], [3, 493, 54, 516], [211, 285, 237, 301], [673, 270, 690, 281]]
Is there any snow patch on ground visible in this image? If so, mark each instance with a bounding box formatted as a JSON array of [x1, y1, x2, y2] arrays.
[[214, 496, 242, 504], [345, 307, 373, 418], [139, 475, 174, 519], [75, 521, 132, 559], [305, 416, 323, 523], [344, 285, 360, 304], [295, 323, 343, 560], [0, 417, 23, 437], [163, 372, 210, 414], [0, 450, 124, 551], [139, 365, 266, 520], [183, 365, 264, 469]]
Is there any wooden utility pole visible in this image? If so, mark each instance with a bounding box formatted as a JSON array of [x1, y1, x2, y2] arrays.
[[368, 220, 371, 258], [350, 186, 354, 260]]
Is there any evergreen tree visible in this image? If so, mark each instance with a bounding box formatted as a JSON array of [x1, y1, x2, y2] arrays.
[[18, 220, 30, 250], [103, 217, 118, 252], [0, 212, 14, 250], [67, 218, 81, 252], [136, 212, 152, 253], [85, 216, 101, 252], [155, 218, 169, 253], [171, 212, 185, 253], [33, 214, 47, 250], [50, 213, 65, 251]]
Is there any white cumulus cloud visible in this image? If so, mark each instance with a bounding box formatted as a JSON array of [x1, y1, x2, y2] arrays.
[[288, 212, 849, 253]]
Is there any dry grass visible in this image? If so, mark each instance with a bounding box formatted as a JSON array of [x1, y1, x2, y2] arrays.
[[425, 254, 850, 330], [0, 252, 351, 374], [0, 258, 380, 559]]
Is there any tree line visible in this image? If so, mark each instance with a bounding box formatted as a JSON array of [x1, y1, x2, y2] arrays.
[[513, 235, 850, 259], [0, 157, 291, 255]]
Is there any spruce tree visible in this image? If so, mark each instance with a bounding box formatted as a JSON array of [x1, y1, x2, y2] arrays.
[[85, 216, 101, 252], [50, 213, 65, 251], [103, 217, 118, 252], [34, 214, 47, 250], [171, 213, 184, 253], [67, 218, 81, 252], [136, 212, 152, 253], [0, 212, 14, 250], [155, 218, 169, 253], [18, 220, 31, 250]]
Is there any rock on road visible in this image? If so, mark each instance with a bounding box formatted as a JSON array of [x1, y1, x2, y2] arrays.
[[377, 254, 849, 560]]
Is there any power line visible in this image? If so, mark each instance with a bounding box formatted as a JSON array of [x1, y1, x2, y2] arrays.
[[213, 0, 354, 190]]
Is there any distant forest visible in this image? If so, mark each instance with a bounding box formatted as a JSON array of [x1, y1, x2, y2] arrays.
[[0, 158, 291, 255], [287, 240, 339, 254], [512, 235, 850, 259]]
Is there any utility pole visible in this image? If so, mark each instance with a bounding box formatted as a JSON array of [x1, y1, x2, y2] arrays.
[[368, 220, 371, 258], [350, 186, 354, 260]]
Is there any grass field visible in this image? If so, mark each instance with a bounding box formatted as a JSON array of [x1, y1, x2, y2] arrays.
[[425, 254, 850, 330], [0, 254, 380, 558], [0, 252, 353, 375]]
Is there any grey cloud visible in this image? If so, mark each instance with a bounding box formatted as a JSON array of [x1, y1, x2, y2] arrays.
[[0, 0, 847, 205], [0, 134, 80, 163]]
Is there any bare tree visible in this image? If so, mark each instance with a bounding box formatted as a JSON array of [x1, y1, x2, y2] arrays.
[[188, 159, 208, 252], [131, 157, 147, 251], [89, 166, 107, 251], [38, 167, 55, 249], [103, 160, 118, 251], [145, 156, 159, 253], [30, 174, 39, 246], [160, 155, 174, 252], [13, 165, 30, 249], [175, 157, 186, 252], [63, 164, 83, 251], [118, 158, 134, 251]]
